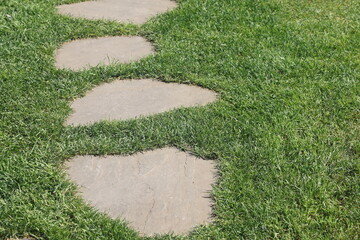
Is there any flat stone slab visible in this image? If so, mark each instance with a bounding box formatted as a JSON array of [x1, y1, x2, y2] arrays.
[[66, 79, 217, 126], [55, 36, 154, 71], [66, 148, 216, 235], [57, 0, 178, 24]]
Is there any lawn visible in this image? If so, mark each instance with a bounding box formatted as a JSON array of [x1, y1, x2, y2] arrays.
[[0, 0, 359, 239]]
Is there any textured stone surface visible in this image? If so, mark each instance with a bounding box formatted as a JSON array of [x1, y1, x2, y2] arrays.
[[57, 0, 177, 24], [55, 36, 154, 71], [66, 79, 217, 126], [66, 148, 216, 235]]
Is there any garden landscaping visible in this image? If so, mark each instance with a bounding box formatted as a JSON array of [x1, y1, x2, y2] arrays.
[[1, 0, 359, 239]]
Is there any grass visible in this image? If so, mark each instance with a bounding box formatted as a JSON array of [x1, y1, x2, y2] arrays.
[[0, 0, 359, 239]]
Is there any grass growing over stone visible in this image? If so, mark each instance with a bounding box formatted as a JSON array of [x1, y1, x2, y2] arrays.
[[0, 0, 359, 239]]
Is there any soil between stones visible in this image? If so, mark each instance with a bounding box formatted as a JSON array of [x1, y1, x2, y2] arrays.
[[66, 147, 217, 235], [54, 36, 154, 71], [65, 79, 217, 126], [57, 0, 178, 24]]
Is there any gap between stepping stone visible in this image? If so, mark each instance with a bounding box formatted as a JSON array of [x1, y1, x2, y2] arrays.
[[65, 147, 217, 235], [55, 36, 154, 71], [65, 79, 217, 126], [57, 0, 178, 24]]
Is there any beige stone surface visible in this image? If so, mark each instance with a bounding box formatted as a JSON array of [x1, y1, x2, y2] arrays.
[[66, 148, 216, 235], [55, 36, 154, 71], [65, 79, 217, 126], [57, 0, 178, 24]]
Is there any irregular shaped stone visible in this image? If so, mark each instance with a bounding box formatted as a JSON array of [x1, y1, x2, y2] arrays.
[[57, 0, 178, 24], [66, 147, 216, 235], [66, 79, 217, 126], [55, 36, 154, 71]]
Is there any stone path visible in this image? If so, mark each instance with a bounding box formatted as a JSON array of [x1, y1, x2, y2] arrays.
[[55, 37, 154, 71], [66, 148, 216, 235], [57, 0, 177, 24], [66, 79, 217, 126], [56, 0, 218, 236]]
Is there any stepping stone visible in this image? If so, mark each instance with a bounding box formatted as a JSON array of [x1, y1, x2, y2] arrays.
[[66, 79, 217, 126], [66, 147, 216, 235], [57, 0, 178, 24], [55, 36, 154, 71]]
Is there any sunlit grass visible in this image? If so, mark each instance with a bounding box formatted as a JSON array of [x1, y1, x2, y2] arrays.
[[0, 0, 359, 239]]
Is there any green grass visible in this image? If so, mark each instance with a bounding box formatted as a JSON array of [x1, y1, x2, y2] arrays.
[[1, 0, 359, 239]]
